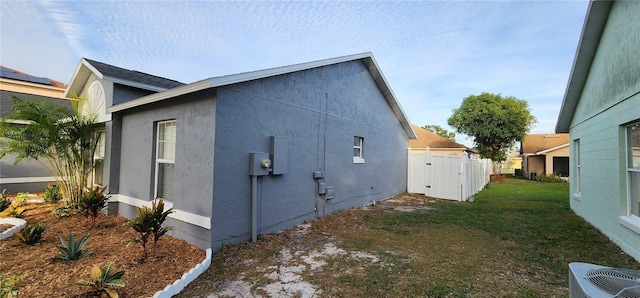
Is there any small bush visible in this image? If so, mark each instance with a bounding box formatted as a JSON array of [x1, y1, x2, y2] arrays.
[[535, 174, 566, 183], [12, 193, 29, 207], [52, 204, 73, 219], [0, 274, 24, 298], [76, 262, 125, 298], [43, 184, 63, 203], [15, 222, 47, 245], [79, 185, 110, 227], [52, 234, 94, 261], [125, 199, 174, 259]]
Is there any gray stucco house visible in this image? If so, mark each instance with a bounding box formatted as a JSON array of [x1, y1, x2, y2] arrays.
[[68, 53, 416, 249], [556, 0, 640, 262]]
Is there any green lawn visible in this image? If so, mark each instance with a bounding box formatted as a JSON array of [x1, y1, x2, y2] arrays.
[[180, 177, 640, 297]]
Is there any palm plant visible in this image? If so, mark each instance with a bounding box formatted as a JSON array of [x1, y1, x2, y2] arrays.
[[0, 94, 103, 205], [79, 185, 110, 227], [52, 233, 94, 261], [76, 262, 125, 298], [126, 199, 174, 259]]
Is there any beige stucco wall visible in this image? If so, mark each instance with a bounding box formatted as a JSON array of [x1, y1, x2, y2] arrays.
[[544, 146, 569, 175]]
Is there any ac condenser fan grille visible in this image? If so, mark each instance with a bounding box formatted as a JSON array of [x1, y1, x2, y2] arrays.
[[585, 268, 640, 298]]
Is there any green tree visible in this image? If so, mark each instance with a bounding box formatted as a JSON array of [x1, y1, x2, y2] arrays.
[[422, 125, 456, 141], [447, 92, 536, 162], [0, 94, 103, 205]]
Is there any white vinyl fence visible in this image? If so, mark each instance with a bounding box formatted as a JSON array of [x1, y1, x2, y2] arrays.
[[407, 148, 492, 201]]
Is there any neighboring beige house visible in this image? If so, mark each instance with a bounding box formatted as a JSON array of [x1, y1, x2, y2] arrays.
[[409, 125, 474, 156], [520, 134, 569, 179], [501, 148, 523, 175], [0, 66, 70, 192]]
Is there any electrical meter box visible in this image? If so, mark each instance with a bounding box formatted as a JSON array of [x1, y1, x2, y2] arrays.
[[249, 152, 271, 176]]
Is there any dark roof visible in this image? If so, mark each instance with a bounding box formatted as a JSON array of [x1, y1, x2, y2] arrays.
[[0, 65, 67, 89], [1, 90, 72, 118], [83, 58, 185, 89]]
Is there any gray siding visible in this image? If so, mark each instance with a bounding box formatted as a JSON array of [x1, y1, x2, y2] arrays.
[[116, 89, 216, 248], [211, 60, 409, 249]]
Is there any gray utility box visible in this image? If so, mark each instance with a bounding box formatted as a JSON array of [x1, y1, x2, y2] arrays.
[[250, 152, 271, 176]]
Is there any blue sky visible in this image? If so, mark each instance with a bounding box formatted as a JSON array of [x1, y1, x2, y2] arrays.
[[0, 1, 589, 146]]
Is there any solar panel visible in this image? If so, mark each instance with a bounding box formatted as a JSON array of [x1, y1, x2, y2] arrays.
[[1, 71, 29, 81], [27, 76, 51, 85]]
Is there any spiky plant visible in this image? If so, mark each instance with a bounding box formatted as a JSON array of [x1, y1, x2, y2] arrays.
[[78, 185, 110, 227], [52, 233, 94, 261], [125, 199, 174, 259], [76, 262, 125, 298], [15, 222, 47, 245]]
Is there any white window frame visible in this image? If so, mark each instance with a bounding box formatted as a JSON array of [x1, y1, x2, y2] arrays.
[[155, 120, 176, 201], [620, 120, 640, 234], [353, 136, 365, 164], [91, 131, 106, 186], [572, 139, 581, 200]]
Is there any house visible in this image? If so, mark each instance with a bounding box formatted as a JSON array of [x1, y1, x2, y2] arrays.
[[409, 125, 473, 156], [520, 134, 569, 179], [67, 52, 416, 250], [501, 148, 522, 176], [556, 0, 640, 262], [0, 66, 70, 193]]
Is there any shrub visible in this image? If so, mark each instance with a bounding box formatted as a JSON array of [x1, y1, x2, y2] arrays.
[[43, 184, 63, 203], [0, 274, 24, 298], [126, 199, 174, 259], [76, 262, 125, 298], [535, 174, 566, 183], [0, 190, 11, 212], [52, 204, 72, 219], [15, 222, 47, 245], [12, 193, 28, 207], [0, 206, 25, 218], [52, 234, 94, 261], [79, 185, 110, 227]]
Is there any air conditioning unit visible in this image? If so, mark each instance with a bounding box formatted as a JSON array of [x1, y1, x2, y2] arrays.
[[569, 262, 640, 298]]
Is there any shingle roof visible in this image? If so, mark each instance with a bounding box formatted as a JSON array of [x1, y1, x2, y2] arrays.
[[83, 59, 184, 89], [0, 65, 67, 89], [1, 90, 72, 118], [409, 125, 467, 149], [521, 134, 569, 154]]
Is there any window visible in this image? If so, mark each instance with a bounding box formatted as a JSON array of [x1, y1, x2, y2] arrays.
[[92, 132, 105, 186], [353, 136, 365, 164], [627, 121, 640, 217], [573, 139, 581, 199], [156, 120, 176, 201]]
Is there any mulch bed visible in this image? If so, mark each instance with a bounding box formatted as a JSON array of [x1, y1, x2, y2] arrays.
[[0, 223, 14, 233], [0, 202, 206, 297]]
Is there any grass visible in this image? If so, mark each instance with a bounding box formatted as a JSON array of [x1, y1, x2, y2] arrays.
[[179, 177, 640, 297]]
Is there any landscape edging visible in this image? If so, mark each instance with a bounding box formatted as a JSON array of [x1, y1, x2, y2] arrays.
[[152, 248, 212, 298]]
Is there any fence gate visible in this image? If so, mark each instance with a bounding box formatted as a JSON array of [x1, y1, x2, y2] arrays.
[[407, 149, 491, 201]]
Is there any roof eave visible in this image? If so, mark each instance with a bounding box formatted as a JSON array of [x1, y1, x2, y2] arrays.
[[108, 53, 418, 139], [535, 143, 570, 155], [64, 59, 103, 97], [555, 0, 613, 133]]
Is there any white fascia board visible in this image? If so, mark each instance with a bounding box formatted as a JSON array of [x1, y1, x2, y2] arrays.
[[64, 59, 101, 97], [108, 53, 373, 113], [361, 55, 417, 140], [0, 78, 66, 92], [535, 143, 569, 155], [106, 76, 170, 93], [111, 194, 211, 229], [108, 79, 212, 112], [555, 1, 613, 133]]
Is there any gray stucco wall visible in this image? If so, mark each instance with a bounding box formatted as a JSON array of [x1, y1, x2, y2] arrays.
[[210, 60, 410, 249], [115, 89, 216, 248]]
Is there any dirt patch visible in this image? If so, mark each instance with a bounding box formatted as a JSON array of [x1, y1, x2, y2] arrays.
[[490, 174, 508, 182], [0, 223, 13, 233], [0, 201, 205, 297]]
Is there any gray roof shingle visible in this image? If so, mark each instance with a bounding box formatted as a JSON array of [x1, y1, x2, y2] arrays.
[[83, 58, 185, 89]]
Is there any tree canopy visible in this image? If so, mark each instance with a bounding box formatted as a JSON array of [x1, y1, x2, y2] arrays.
[[0, 95, 102, 204], [447, 92, 536, 162], [422, 125, 456, 141]]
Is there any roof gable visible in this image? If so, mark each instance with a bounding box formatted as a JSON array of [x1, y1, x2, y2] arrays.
[[65, 58, 184, 97], [409, 125, 467, 149], [521, 134, 569, 154], [556, 0, 613, 133], [108, 52, 417, 139]]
